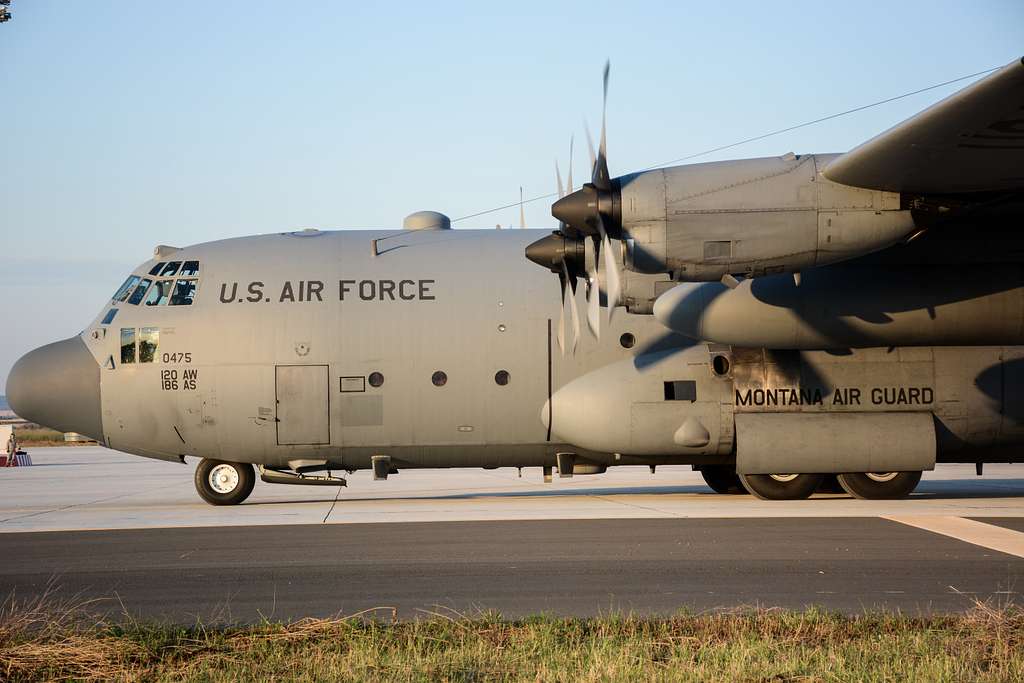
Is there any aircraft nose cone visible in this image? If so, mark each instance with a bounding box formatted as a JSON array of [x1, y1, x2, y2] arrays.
[[7, 336, 103, 441]]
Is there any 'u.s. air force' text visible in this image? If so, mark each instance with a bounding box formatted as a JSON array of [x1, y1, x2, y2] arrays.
[[219, 280, 436, 304]]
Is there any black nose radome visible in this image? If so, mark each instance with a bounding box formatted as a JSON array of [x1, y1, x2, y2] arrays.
[[7, 336, 103, 441]]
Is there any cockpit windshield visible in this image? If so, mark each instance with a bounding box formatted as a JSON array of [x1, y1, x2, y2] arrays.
[[112, 261, 201, 307], [144, 280, 173, 306]]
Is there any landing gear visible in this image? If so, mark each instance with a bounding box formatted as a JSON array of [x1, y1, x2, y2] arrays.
[[837, 471, 922, 499], [817, 474, 845, 494], [195, 459, 256, 506], [700, 466, 746, 494], [738, 473, 824, 500]]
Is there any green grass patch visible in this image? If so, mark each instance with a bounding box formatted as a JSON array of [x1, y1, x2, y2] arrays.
[[11, 427, 66, 443], [1, 598, 1023, 682]]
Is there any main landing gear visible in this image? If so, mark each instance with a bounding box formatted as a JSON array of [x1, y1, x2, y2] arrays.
[[738, 473, 824, 500], [699, 465, 746, 494], [195, 459, 256, 506], [836, 471, 922, 499], [735, 471, 923, 500]]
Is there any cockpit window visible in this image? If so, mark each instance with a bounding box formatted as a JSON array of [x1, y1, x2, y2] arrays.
[[126, 279, 152, 306], [144, 280, 173, 306], [179, 260, 200, 277], [160, 261, 182, 277], [148, 262, 166, 276], [169, 279, 197, 306], [139, 328, 159, 363], [112, 276, 140, 302], [120, 328, 136, 364]]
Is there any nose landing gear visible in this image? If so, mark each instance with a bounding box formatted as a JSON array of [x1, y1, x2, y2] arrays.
[[195, 459, 256, 505]]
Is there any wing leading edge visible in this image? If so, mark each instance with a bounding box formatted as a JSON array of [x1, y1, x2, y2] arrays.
[[824, 57, 1024, 195]]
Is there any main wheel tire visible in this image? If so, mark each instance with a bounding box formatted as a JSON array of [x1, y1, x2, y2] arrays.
[[738, 473, 824, 501], [837, 471, 922, 499], [700, 466, 746, 494], [817, 474, 845, 494], [195, 459, 256, 506]]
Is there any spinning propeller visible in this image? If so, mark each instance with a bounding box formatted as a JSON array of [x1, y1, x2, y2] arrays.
[[525, 61, 624, 354]]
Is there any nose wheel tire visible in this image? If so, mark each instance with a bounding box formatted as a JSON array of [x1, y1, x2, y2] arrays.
[[195, 459, 256, 506], [738, 473, 824, 500], [700, 466, 746, 494], [837, 471, 922, 499]]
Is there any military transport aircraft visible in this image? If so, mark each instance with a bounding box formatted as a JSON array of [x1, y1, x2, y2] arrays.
[[7, 57, 1024, 504]]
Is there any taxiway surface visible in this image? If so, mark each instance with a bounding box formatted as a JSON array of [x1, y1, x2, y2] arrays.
[[1, 447, 1022, 620]]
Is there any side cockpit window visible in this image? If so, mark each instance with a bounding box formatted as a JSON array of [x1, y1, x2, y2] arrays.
[[126, 279, 152, 306], [120, 328, 136, 364], [139, 327, 159, 362], [113, 276, 140, 303]]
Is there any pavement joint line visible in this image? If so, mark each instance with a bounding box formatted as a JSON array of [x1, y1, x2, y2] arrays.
[[0, 482, 178, 525], [882, 515, 1024, 559]]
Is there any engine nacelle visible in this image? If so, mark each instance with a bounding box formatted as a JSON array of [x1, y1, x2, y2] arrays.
[[619, 153, 914, 280], [653, 263, 1024, 349]]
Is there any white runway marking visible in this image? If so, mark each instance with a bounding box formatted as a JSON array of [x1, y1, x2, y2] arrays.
[[884, 516, 1024, 559]]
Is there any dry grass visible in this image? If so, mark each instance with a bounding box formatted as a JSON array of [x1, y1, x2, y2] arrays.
[[1, 594, 1022, 682], [11, 427, 94, 446]]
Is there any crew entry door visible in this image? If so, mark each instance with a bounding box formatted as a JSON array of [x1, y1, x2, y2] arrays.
[[276, 365, 330, 445]]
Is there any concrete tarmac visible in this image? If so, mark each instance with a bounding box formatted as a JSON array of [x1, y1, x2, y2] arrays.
[[1, 447, 1023, 620]]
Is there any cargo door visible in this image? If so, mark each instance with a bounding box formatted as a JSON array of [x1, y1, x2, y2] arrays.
[[276, 365, 330, 446]]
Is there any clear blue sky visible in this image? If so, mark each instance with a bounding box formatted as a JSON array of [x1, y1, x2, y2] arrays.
[[1, 0, 1021, 391]]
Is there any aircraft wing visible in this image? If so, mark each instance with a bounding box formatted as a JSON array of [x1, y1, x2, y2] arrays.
[[823, 57, 1024, 194]]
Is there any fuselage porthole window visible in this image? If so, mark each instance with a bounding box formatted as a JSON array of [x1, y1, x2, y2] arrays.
[[179, 260, 200, 277], [148, 262, 166, 276], [126, 278, 152, 306], [139, 327, 159, 363], [120, 328, 136, 364], [169, 279, 197, 306], [160, 261, 182, 277], [431, 371, 447, 387], [145, 280, 172, 306], [113, 276, 140, 303]]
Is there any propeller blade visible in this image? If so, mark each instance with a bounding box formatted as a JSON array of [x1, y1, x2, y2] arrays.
[[602, 233, 621, 319], [585, 237, 600, 339], [567, 135, 574, 194], [585, 125, 596, 179], [595, 214, 622, 318], [563, 261, 581, 354], [557, 268, 567, 356], [594, 61, 611, 191], [555, 161, 564, 199], [519, 186, 525, 229]]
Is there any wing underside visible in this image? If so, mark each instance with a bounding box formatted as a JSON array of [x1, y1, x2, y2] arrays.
[[824, 57, 1024, 195]]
